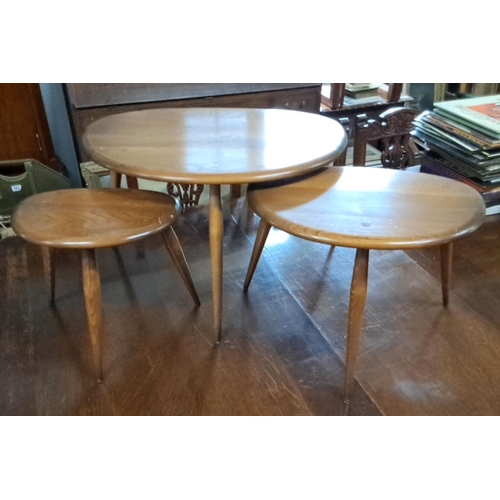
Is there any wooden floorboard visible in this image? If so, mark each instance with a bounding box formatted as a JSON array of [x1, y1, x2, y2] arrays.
[[0, 203, 379, 416]]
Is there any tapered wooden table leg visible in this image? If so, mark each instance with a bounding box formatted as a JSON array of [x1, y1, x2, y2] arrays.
[[243, 218, 272, 291], [344, 248, 369, 404], [440, 242, 453, 307], [82, 249, 103, 383], [209, 185, 223, 343], [124, 176, 145, 259], [41, 246, 55, 304], [161, 226, 201, 306]]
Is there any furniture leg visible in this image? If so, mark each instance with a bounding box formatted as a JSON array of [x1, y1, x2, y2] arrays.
[[41, 246, 55, 304], [243, 218, 272, 291], [230, 184, 241, 199], [124, 175, 145, 259], [161, 226, 201, 306], [209, 185, 223, 343], [82, 248, 103, 383], [110, 171, 122, 188], [344, 248, 369, 404], [440, 242, 453, 307], [126, 176, 139, 189]]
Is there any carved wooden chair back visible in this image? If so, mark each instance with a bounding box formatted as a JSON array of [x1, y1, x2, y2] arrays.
[[322, 83, 404, 110], [353, 107, 419, 170]]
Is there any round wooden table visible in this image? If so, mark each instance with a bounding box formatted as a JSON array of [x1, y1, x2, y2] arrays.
[[83, 108, 347, 341], [244, 166, 486, 401]]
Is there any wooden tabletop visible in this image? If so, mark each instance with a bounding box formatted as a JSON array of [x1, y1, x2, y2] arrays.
[[248, 167, 486, 250], [82, 108, 347, 185], [12, 189, 180, 249]]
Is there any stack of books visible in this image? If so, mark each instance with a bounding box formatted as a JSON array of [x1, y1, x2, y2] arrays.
[[412, 95, 500, 214], [344, 83, 381, 99]]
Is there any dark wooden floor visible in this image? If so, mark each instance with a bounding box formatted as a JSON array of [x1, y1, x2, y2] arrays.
[[2, 198, 500, 415]]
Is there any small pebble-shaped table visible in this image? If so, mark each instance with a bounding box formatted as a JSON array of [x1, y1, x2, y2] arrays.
[[12, 188, 200, 381], [244, 166, 486, 402]]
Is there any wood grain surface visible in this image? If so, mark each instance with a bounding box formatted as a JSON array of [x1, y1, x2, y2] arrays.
[[82, 108, 347, 185], [248, 167, 485, 250], [12, 189, 181, 249]]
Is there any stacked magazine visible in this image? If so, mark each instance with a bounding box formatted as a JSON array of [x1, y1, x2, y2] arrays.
[[413, 95, 500, 187], [344, 83, 381, 99]]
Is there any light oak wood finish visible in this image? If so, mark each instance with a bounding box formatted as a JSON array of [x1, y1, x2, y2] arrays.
[[67, 84, 322, 162], [243, 218, 272, 291], [12, 189, 180, 249], [82, 108, 347, 340], [11, 188, 200, 382], [344, 249, 369, 404], [209, 185, 224, 342], [245, 166, 486, 401], [82, 108, 346, 185], [82, 248, 103, 382]]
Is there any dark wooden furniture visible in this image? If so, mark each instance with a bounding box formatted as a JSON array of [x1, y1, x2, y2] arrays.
[[244, 167, 485, 402], [82, 107, 347, 343], [0, 84, 62, 173], [321, 83, 413, 138], [353, 107, 419, 169], [11, 188, 200, 382]]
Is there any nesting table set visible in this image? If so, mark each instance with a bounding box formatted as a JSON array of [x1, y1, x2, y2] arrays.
[[12, 108, 486, 403]]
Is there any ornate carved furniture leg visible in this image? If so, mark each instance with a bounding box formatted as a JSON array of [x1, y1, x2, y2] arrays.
[[161, 226, 201, 306], [243, 219, 272, 291], [166, 183, 205, 209], [440, 242, 453, 307], [344, 248, 369, 404], [82, 249, 103, 383], [209, 185, 223, 343], [41, 246, 55, 305]]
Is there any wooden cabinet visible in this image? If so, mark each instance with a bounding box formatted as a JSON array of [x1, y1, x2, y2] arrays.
[[0, 84, 61, 172], [65, 84, 322, 161]]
